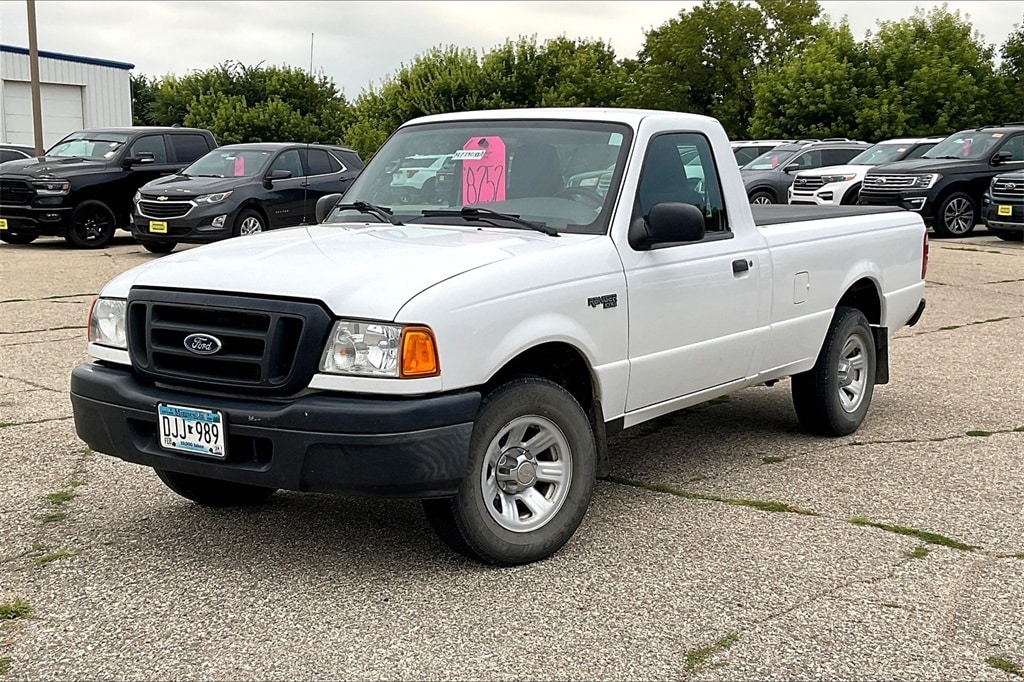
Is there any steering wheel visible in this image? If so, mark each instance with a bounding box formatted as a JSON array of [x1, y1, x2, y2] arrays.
[[554, 186, 606, 207]]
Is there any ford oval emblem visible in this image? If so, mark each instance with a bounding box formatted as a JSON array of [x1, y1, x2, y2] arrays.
[[183, 333, 222, 355]]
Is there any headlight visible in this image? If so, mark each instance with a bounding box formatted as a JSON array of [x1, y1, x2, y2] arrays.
[[319, 319, 439, 378], [195, 191, 233, 204], [821, 174, 856, 184], [911, 174, 939, 189], [88, 297, 127, 349], [31, 179, 70, 196], [133, 191, 141, 203]]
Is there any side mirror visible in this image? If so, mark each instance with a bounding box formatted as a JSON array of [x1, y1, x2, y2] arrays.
[[783, 163, 800, 173], [991, 151, 1013, 165], [123, 151, 155, 167], [264, 169, 292, 187], [633, 202, 705, 250], [315, 193, 344, 223]]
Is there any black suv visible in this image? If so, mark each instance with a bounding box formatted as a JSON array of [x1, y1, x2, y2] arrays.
[[131, 143, 363, 254], [859, 123, 1024, 238], [740, 138, 871, 204], [982, 171, 1024, 241], [0, 127, 217, 248]]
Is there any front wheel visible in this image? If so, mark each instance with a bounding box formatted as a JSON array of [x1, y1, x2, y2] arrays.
[[154, 469, 277, 507], [422, 377, 596, 565], [142, 241, 176, 254], [233, 209, 265, 237], [749, 191, 775, 205], [933, 192, 977, 238], [791, 307, 876, 436], [66, 201, 117, 248]]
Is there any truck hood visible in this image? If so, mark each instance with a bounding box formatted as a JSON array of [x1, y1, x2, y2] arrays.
[[795, 164, 870, 179], [102, 223, 595, 320], [867, 158, 991, 175], [140, 173, 246, 197], [0, 155, 108, 179]]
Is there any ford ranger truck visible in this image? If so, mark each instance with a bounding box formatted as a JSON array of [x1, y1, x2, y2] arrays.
[[70, 108, 928, 566]]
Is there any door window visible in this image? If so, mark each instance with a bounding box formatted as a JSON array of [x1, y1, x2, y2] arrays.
[[635, 133, 728, 234], [998, 135, 1024, 161], [823, 148, 862, 165], [270, 149, 304, 178], [170, 134, 211, 163], [127, 135, 168, 163], [302, 148, 335, 176]]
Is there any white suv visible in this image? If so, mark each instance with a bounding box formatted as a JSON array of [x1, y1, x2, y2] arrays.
[[788, 136, 946, 206]]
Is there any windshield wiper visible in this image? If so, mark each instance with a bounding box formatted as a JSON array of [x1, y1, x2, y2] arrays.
[[190, 173, 224, 178], [418, 207, 558, 236], [930, 155, 969, 160], [332, 201, 403, 225]]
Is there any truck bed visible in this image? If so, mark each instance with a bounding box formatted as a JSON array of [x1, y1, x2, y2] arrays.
[[752, 204, 904, 226]]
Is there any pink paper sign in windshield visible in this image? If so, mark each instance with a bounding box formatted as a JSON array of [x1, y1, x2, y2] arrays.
[[458, 136, 506, 204]]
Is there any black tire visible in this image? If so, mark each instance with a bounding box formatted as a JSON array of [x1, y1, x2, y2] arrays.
[[749, 190, 775, 205], [232, 208, 265, 237], [142, 241, 176, 254], [66, 201, 117, 249], [840, 184, 862, 205], [422, 377, 596, 566], [932, 192, 977, 238], [791, 307, 876, 436], [989, 227, 1023, 242], [0, 232, 38, 244], [154, 469, 276, 507]]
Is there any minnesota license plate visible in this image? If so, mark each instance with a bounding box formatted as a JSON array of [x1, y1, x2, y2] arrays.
[[149, 220, 168, 233], [158, 404, 226, 458], [997, 205, 1013, 216], [0, 218, 7, 230]]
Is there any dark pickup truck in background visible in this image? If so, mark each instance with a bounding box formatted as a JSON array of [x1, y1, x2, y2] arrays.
[[0, 127, 217, 248], [859, 123, 1024, 238]]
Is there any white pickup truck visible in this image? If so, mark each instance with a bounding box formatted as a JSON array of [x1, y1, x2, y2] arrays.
[[71, 108, 928, 565]]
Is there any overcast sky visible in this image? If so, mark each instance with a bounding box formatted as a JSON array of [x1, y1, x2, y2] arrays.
[[1, 1, 1021, 98]]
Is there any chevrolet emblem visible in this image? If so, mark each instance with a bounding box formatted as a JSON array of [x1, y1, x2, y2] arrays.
[[156, 196, 168, 201]]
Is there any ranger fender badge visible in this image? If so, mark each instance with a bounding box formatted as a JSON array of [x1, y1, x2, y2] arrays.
[[588, 294, 617, 309], [183, 333, 222, 355]]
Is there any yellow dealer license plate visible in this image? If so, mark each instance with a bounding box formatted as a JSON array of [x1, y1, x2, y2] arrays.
[[149, 221, 168, 233], [0, 218, 8, 230], [997, 205, 1013, 216]]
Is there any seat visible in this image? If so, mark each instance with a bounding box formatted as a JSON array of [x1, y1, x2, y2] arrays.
[[637, 138, 702, 216], [507, 143, 563, 199]]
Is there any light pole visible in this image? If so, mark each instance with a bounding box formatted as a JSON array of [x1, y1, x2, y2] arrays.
[[27, 0, 45, 155]]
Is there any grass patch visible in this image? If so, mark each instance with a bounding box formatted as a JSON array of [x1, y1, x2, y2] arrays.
[[939, 325, 962, 331], [881, 601, 900, 609], [0, 657, 10, 675], [31, 548, 80, 566], [986, 656, 1023, 678], [685, 632, 740, 673], [43, 491, 75, 506], [605, 476, 817, 516], [0, 598, 31, 620], [906, 545, 930, 559], [762, 456, 786, 464], [40, 512, 67, 523], [68, 479, 86, 488], [0, 422, 14, 429], [1014, 426, 1024, 433], [848, 517, 976, 551], [30, 541, 45, 552], [966, 430, 992, 437], [708, 395, 731, 405]]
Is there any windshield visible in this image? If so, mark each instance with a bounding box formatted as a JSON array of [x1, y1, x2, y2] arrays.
[[924, 132, 1004, 160], [182, 148, 272, 177], [743, 148, 798, 171], [324, 119, 633, 234], [46, 132, 129, 160], [848, 143, 919, 165]]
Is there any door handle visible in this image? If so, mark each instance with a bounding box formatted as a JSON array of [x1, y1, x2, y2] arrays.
[[732, 259, 751, 274]]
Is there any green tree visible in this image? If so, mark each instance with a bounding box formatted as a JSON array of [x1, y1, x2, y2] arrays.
[[129, 73, 156, 126], [996, 25, 1024, 121], [624, 0, 822, 137], [749, 22, 868, 138]]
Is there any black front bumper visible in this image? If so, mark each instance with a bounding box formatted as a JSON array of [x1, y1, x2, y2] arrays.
[[131, 205, 235, 244], [0, 204, 73, 237], [71, 362, 480, 498]]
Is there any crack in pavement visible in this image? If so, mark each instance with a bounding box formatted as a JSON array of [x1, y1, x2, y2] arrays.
[[847, 427, 1024, 447], [0, 375, 63, 394], [0, 325, 84, 336], [908, 315, 1023, 336], [0, 416, 72, 429], [0, 293, 96, 305], [0, 335, 82, 348]]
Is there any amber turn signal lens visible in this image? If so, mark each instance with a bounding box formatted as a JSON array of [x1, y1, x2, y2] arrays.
[[399, 327, 440, 378]]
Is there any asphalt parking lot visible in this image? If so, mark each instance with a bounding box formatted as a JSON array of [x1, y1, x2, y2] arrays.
[[1, 229, 1022, 680]]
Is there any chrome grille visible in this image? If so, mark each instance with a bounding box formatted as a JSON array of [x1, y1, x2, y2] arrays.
[[862, 175, 918, 192], [126, 290, 333, 396], [792, 176, 824, 191], [138, 199, 193, 219], [0, 179, 34, 205], [992, 178, 1024, 201]]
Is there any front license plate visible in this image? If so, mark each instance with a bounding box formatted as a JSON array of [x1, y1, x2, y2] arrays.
[[158, 404, 226, 458], [0, 218, 7, 230], [998, 205, 1013, 216], [149, 220, 168, 233]]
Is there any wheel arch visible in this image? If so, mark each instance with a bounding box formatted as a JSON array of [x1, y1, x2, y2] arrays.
[[836, 276, 882, 326], [748, 186, 777, 203], [234, 200, 269, 228]]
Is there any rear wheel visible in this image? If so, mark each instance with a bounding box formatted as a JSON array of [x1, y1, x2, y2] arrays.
[[154, 469, 276, 507], [791, 307, 876, 436], [233, 209, 265, 237], [989, 227, 1023, 242], [0, 232, 38, 244], [66, 201, 116, 248], [749, 191, 775, 205], [142, 241, 176, 254], [932, 192, 977, 238], [422, 377, 596, 565]]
